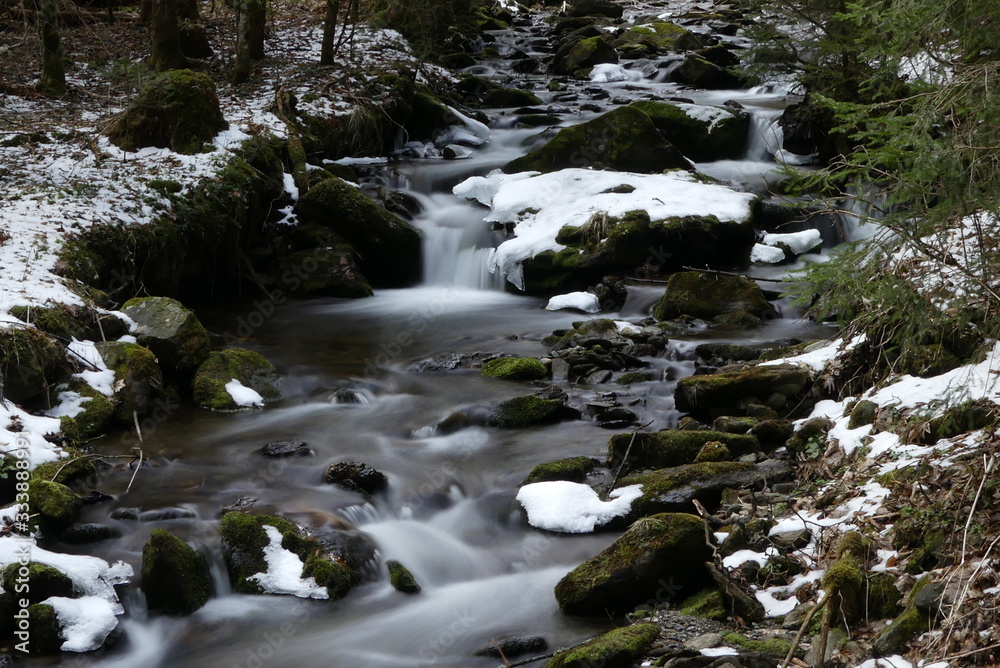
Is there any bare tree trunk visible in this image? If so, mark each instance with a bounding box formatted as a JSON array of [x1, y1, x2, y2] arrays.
[[320, 0, 340, 65], [233, 0, 252, 83], [37, 0, 67, 96], [178, 0, 198, 20], [139, 0, 152, 23], [248, 0, 266, 60], [150, 0, 188, 71]]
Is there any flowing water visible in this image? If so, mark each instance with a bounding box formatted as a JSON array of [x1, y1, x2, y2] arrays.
[[48, 16, 846, 668]]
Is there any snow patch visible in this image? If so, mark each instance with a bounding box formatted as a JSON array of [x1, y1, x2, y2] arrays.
[[44, 596, 120, 652], [590, 64, 631, 83], [225, 379, 265, 408], [247, 525, 329, 599], [516, 482, 644, 533], [545, 292, 600, 313]]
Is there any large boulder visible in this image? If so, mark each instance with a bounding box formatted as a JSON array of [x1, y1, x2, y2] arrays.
[[481, 357, 549, 381], [670, 55, 745, 89], [521, 456, 599, 486], [488, 395, 578, 428], [608, 429, 758, 471], [141, 529, 212, 615], [553, 36, 619, 75], [620, 460, 793, 520], [614, 22, 689, 53], [53, 378, 114, 438], [27, 479, 82, 531], [95, 341, 164, 423], [220, 512, 353, 599], [108, 70, 227, 154], [522, 211, 757, 296], [120, 296, 211, 382], [277, 230, 374, 298], [674, 363, 812, 419], [192, 348, 280, 411], [654, 272, 777, 322], [554, 513, 711, 615], [0, 327, 66, 404], [295, 177, 422, 287], [505, 107, 688, 174], [631, 100, 749, 162]]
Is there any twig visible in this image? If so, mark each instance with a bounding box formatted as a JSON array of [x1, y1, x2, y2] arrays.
[[782, 596, 828, 668], [681, 266, 787, 283], [123, 410, 144, 495], [605, 420, 654, 499], [502, 651, 557, 667], [491, 639, 511, 668]]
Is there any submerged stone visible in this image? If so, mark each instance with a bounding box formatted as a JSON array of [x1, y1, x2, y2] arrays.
[[141, 529, 212, 616]]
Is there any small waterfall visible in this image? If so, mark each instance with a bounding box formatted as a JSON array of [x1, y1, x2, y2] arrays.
[[744, 110, 783, 161]]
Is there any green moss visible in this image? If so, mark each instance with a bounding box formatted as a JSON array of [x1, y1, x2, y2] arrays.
[[621, 461, 755, 519], [630, 99, 747, 161], [481, 357, 548, 381], [147, 179, 183, 196], [9, 304, 85, 340], [616, 22, 687, 52], [823, 555, 865, 625], [27, 603, 63, 654], [679, 587, 727, 621], [482, 88, 543, 107], [0, 326, 66, 404], [489, 396, 565, 428], [871, 605, 931, 656], [121, 297, 212, 381], [386, 560, 421, 594], [0, 563, 74, 603], [674, 364, 811, 418], [192, 348, 279, 411], [868, 572, 902, 618], [554, 514, 711, 615], [554, 35, 619, 76], [56, 379, 114, 438], [31, 452, 98, 488], [721, 632, 792, 658], [141, 529, 212, 615], [922, 400, 995, 443], [521, 456, 598, 485], [27, 479, 81, 530], [898, 344, 962, 378], [608, 430, 757, 471], [303, 555, 352, 600], [693, 441, 731, 463], [505, 106, 687, 174], [654, 271, 776, 322], [546, 623, 660, 668], [99, 342, 163, 423], [616, 371, 655, 385], [220, 512, 304, 594], [108, 70, 227, 154], [848, 399, 878, 429]]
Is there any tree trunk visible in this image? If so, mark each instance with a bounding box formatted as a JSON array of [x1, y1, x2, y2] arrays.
[[37, 0, 67, 96], [320, 0, 340, 65], [233, 0, 252, 83], [178, 0, 199, 20], [150, 0, 188, 71], [139, 0, 152, 23], [248, 0, 266, 60]]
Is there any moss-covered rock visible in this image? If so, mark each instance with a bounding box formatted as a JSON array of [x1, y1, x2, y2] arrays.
[[620, 459, 791, 520], [505, 106, 688, 174], [276, 247, 374, 299], [654, 272, 776, 322], [822, 553, 865, 626], [671, 54, 745, 89], [553, 36, 618, 75], [630, 100, 748, 162], [608, 429, 757, 471], [521, 456, 599, 486], [53, 378, 114, 438], [784, 417, 834, 457], [387, 560, 421, 594], [9, 303, 123, 342], [679, 587, 728, 621], [27, 603, 64, 654], [95, 341, 164, 423], [192, 348, 280, 411], [141, 529, 212, 615], [554, 513, 711, 615], [481, 357, 548, 381], [616, 371, 655, 385], [0, 326, 67, 404], [546, 623, 659, 668], [567, 0, 623, 19], [482, 88, 543, 108], [694, 440, 732, 463], [121, 296, 211, 382], [27, 479, 82, 531], [221, 511, 352, 599], [674, 363, 811, 420], [489, 395, 573, 428], [31, 454, 98, 489], [614, 22, 689, 53], [295, 177, 421, 288], [721, 631, 792, 658], [0, 562, 75, 604], [108, 70, 227, 154], [871, 604, 931, 656]]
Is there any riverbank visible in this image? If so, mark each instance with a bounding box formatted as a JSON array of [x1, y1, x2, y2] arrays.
[[1, 0, 998, 666]]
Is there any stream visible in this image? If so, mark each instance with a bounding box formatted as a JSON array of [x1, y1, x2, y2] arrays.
[[44, 10, 846, 668]]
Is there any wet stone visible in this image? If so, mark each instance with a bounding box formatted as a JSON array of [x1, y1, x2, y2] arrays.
[[140, 507, 197, 522], [474, 635, 548, 658], [325, 461, 389, 495], [59, 523, 123, 544], [110, 507, 141, 521], [259, 441, 313, 458]]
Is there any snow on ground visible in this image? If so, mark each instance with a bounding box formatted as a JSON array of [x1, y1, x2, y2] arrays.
[[545, 292, 600, 313], [762, 229, 822, 254], [454, 169, 756, 289], [248, 525, 329, 599], [590, 63, 632, 83], [516, 481, 644, 533], [750, 243, 785, 264]]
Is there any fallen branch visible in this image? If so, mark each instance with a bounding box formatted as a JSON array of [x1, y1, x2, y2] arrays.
[[782, 598, 829, 668], [605, 420, 654, 499]]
